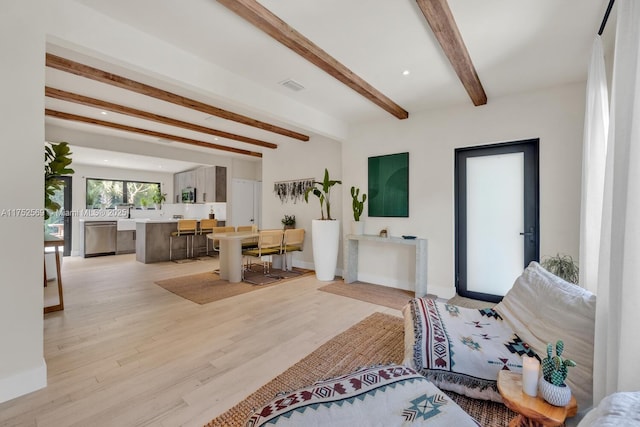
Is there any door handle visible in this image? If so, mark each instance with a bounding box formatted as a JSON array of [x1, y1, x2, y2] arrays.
[[519, 227, 535, 243]]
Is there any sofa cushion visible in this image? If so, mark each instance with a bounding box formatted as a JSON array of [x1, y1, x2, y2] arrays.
[[244, 364, 481, 427], [578, 391, 640, 426], [495, 261, 596, 409], [403, 298, 537, 402]]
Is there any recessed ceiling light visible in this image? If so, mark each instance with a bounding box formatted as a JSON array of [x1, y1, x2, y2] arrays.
[[214, 137, 219, 141], [103, 159, 109, 162], [100, 111, 108, 115], [402, 70, 410, 76]]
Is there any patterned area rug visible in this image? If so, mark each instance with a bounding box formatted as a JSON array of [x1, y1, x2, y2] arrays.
[[205, 312, 515, 427], [154, 267, 312, 305]]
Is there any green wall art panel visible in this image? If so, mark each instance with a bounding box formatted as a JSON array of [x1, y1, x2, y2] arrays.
[[368, 152, 409, 217]]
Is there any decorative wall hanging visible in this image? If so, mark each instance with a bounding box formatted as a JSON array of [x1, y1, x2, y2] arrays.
[[368, 152, 409, 217], [274, 178, 314, 204]]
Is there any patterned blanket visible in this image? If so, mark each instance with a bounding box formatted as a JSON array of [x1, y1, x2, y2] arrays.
[[405, 298, 538, 402], [245, 364, 481, 426]]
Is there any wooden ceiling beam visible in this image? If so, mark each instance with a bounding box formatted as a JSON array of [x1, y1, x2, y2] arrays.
[[45, 53, 309, 141], [416, 0, 487, 106], [45, 87, 277, 149], [216, 0, 409, 120], [45, 109, 262, 158]]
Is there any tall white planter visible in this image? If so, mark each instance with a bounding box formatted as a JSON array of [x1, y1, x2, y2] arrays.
[[311, 219, 340, 281]]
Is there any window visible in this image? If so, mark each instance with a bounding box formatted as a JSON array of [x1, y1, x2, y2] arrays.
[[86, 178, 160, 209]]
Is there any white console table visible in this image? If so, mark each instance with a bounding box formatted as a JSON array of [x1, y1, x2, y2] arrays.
[[343, 234, 428, 297]]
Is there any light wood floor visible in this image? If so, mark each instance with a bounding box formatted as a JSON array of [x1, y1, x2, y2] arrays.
[[0, 254, 399, 427]]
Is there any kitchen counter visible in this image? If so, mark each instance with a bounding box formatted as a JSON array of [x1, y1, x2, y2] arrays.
[[135, 219, 224, 263]]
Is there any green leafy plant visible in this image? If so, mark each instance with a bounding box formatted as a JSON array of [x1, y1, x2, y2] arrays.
[[350, 186, 367, 221], [281, 214, 296, 226], [541, 254, 579, 284], [541, 340, 576, 386], [304, 169, 342, 220], [44, 142, 74, 220], [151, 187, 167, 204]]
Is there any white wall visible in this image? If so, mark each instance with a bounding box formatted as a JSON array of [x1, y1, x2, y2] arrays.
[[0, 1, 47, 403], [342, 83, 585, 298], [262, 138, 343, 269]]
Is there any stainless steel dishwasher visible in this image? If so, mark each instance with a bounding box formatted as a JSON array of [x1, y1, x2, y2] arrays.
[[84, 221, 117, 257]]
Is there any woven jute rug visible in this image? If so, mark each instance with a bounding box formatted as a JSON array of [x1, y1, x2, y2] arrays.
[[447, 293, 496, 309], [318, 280, 418, 310], [154, 267, 312, 305], [205, 312, 515, 427]]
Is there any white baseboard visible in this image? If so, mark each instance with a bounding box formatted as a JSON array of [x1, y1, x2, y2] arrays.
[[0, 358, 47, 404]]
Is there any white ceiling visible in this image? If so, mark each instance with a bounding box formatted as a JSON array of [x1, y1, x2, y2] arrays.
[[46, 0, 614, 171]]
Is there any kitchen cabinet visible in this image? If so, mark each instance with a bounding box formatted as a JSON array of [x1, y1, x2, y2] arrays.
[[174, 170, 196, 203], [174, 166, 226, 203], [116, 230, 136, 254]]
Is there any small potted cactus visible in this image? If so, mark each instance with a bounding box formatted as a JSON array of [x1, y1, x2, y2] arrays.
[[538, 340, 576, 406], [350, 186, 367, 235]]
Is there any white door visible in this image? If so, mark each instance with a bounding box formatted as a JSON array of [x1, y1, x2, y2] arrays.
[[231, 179, 261, 228], [455, 139, 539, 302]]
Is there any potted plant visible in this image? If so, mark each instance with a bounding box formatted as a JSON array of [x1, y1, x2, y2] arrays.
[[152, 187, 167, 209], [538, 340, 576, 406], [304, 168, 342, 281], [281, 214, 296, 230], [350, 186, 366, 235], [541, 254, 579, 284], [44, 142, 74, 221]]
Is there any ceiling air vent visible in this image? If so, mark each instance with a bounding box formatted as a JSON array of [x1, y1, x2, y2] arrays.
[[279, 78, 305, 92]]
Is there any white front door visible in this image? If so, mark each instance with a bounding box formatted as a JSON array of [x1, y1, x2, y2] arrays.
[[455, 139, 539, 302]]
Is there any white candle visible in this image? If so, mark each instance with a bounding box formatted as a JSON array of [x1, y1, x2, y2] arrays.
[[522, 355, 540, 397]]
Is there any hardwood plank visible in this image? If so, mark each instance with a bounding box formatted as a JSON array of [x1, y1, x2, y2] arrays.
[[416, 0, 487, 106], [46, 53, 310, 142], [217, 0, 409, 120], [45, 87, 278, 149], [45, 109, 263, 158], [0, 254, 399, 426]]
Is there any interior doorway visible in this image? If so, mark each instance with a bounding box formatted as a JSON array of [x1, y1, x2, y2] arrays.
[[230, 179, 262, 229], [455, 139, 539, 302], [45, 175, 72, 256]]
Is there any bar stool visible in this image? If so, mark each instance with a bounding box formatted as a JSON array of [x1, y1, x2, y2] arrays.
[[169, 219, 197, 261], [198, 218, 218, 255]]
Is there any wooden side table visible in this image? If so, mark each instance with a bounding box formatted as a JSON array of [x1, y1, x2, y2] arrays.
[[497, 371, 577, 427]]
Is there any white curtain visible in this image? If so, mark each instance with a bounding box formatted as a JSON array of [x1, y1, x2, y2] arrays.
[[579, 36, 609, 293], [592, 0, 640, 403]]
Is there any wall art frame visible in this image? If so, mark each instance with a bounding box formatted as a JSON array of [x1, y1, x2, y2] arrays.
[[368, 152, 409, 217]]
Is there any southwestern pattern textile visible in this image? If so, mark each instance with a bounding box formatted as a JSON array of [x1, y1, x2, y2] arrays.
[[404, 298, 538, 402], [245, 364, 480, 426]]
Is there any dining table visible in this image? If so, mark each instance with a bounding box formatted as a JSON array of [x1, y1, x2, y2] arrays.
[[207, 230, 259, 283]]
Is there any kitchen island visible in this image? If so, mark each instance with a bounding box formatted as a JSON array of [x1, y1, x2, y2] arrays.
[[135, 219, 212, 263]]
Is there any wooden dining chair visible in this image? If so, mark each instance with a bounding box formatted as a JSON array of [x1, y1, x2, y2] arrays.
[[281, 228, 305, 272], [241, 229, 283, 283], [209, 226, 236, 255], [237, 224, 259, 249]]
